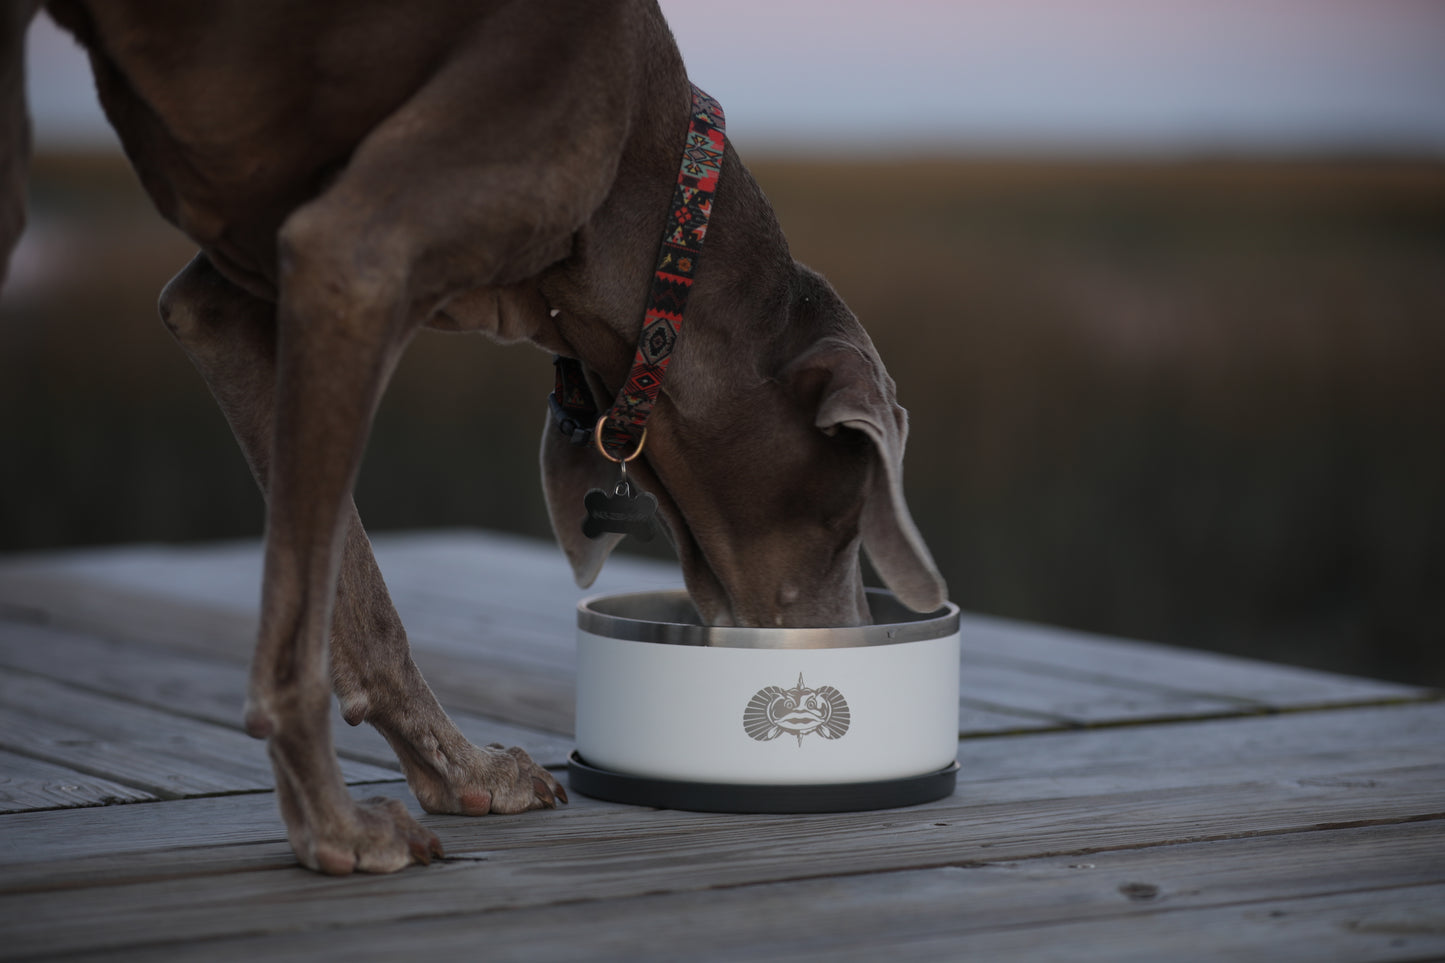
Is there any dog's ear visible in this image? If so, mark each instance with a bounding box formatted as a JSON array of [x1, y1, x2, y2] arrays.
[[790, 337, 947, 613], [539, 414, 624, 588]]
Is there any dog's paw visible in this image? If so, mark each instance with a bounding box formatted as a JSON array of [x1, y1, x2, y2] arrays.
[[410, 742, 568, 816], [293, 796, 444, 875]]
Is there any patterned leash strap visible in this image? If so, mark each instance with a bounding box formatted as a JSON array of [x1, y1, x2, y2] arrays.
[[594, 83, 725, 462]]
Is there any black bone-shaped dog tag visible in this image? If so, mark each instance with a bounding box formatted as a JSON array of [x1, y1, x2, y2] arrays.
[[583, 480, 657, 542]]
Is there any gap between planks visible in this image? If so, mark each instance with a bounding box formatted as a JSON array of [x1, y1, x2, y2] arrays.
[[4, 801, 1442, 960], [5, 702, 1443, 883], [3, 703, 1441, 958]]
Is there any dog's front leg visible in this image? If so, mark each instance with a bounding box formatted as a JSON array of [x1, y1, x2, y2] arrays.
[[161, 253, 560, 874], [260, 232, 439, 874], [160, 248, 444, 873]]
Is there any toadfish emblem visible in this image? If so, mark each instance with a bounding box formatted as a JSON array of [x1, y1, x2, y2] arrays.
[[743, 674, 851, 746]]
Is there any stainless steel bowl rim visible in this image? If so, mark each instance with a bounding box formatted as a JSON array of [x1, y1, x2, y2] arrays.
[[577, 588, 960, 648]]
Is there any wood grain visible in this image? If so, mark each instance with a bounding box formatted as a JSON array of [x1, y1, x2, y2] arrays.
[[0, 620, 574, 781], [1, 531, 1441, 963], [956, 611, 1428, 707], [3, 776, 1440, 958], [56, 822, 1445, 963], [4, 698, 1441, 880], [0, 748, 157, 813], [0, 672, 397, 796]]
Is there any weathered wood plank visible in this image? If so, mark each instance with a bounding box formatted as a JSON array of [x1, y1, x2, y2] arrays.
[[1, 532, 1439, 963], [0, 589, 579, 735], [0, 748, 157, 813], [3, 772, 1440, 959], [394, 603, 1252, 734], [864, 885, 1445, 963], [373, 534, 1367, 728], [0, 672, 397, 797], [0, 541, 264, 605], [955, 657, 1245, 725], [4, 752, 1438, 902], [7, 532, 1424, 739], [0, 597, 1266, 739], [0, 536, 615, 734], [376, 534, 1438, 734], [0, 604, 1062, 743], [436, 765, 1445, 895], [390, 598, 1076, 736], [5, 701, 1441, 873], [2, 735, 1440, 936], [955, 701, 1063, 734], [404, 648, 575, 734], [0, 619, 575, 779], [956, 611, 1430, 707], [955, 699, 1445, 802], [0, 570, 258, 661], [55, 885, 1445, 963], [0, 621, 250, 715], [390, 582, 1254, 732], [388, 604, 577, 672], [379, 534, 676, 657], [0, 782, 397, 872], [0, 531, 674, 668], [46, 822, 1445, 963], [373, 530, 679, 605], [0, 780, 595, 886], [9, 532, 1427, 719]]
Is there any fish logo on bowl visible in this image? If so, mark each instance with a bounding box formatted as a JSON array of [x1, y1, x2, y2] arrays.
[[743, 674, 851, 745]]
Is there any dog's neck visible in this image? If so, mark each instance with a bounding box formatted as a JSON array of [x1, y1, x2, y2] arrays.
[[536, 91, 795, 427], [550, 84, 725, 464], [593, 83, 725, 461]]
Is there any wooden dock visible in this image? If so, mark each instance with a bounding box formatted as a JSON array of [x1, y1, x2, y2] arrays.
[[1, 530, 1441, 961]]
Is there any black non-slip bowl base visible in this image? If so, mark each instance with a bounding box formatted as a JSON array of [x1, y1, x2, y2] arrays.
[[566, 751, 958, 814]]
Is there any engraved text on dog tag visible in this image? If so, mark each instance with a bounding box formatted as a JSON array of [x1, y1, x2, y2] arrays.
[[583, 480, 657, 542]]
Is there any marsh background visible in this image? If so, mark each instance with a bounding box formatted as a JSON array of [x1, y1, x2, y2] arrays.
[[4, 4, 1444, 686]]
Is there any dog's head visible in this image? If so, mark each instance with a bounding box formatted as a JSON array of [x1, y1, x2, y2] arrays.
[[541, 259, 945, 628]]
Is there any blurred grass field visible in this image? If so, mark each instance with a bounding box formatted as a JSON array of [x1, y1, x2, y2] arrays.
[[2, 152, 1442, 685]]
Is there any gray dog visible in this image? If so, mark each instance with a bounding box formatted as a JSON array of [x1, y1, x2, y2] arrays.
[[1, 0, 945, 873]]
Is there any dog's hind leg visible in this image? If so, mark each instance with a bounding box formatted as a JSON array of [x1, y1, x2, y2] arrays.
[[161, 253, 562, 874]]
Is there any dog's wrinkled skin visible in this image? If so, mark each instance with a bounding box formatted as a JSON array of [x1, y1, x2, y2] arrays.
[[1, 0, 945, 873]]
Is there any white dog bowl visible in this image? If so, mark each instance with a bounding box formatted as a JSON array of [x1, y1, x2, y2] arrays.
[[569, 589, 961, 812]]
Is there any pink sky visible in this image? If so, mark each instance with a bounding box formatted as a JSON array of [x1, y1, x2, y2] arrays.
[[25, 0, 1445, 154]]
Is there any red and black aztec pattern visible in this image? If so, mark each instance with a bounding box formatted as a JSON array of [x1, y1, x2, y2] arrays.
[[596, 83, 725, 460]]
